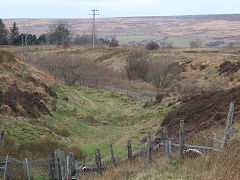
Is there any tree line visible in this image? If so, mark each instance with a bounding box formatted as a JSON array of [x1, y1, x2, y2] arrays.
[[0, 19, 114, 46]]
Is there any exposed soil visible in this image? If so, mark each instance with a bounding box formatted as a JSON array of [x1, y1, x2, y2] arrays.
[[219, 61, 240, 75], [24, 75, 58, 98], [161, 87, 240, 139], [0, 83, 51, 118]]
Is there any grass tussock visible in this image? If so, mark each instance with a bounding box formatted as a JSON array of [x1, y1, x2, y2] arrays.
[[0, 50, 15, 64], [1, 136, 83, 160], [82, 137, 240, 180]]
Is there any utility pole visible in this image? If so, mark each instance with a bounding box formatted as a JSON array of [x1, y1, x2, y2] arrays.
[[90, 9, 100, 48]]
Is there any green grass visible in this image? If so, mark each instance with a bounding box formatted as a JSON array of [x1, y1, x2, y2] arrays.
[[116, 35, 214, 47], [1, 84, 176, 161]]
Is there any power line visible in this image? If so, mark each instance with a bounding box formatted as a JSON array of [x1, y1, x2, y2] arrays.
[[89, 9, 100, 47]]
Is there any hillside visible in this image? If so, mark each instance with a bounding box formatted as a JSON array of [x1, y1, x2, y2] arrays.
[[1, 45, 240, 179], [0, 49, 176, 161], [3, 14, 240, 46]]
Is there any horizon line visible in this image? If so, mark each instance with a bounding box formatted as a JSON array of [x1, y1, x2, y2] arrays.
[[3, 13, 240, 20]]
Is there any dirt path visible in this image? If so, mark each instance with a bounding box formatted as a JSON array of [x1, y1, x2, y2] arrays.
[[103, 86, 155, 98]]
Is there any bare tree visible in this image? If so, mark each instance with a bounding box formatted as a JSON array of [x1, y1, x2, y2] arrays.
[[147, 60, 182, 89], [31, 53, 116, 87], [125, 51, 150, 81], [189, 39, 202, 49]]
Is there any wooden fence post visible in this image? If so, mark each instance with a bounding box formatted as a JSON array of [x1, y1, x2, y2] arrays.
[[165, 139, 170, 157], [221, 102, 234, 149], [169, 140, 172, 154], [75, 160, 78, 174], [3, 155, 8, 180], [110, 144, 116, 167], [82, 157, 86, 169], [163, 128, 168, 141], [179, 120, 185, 161], [127, 140, 132, 160], [68, 152, 75, 178], [147, 132, 152, 164], [95, 149, 102, 175], [1, 130, 5, 147], [57, 158, 62, 180], [25, 158, 30, 180], [66, 155, 69, 180], [49, 149, 65, 180]]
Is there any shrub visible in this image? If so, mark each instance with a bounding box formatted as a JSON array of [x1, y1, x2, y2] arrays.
[[189, 39, 202, 49], [32, 53, 115, 87], [146, 60, 182, 89], [109, 37, 119, 47], [125, 51, 150, 81], [146, 41, 159, 50]]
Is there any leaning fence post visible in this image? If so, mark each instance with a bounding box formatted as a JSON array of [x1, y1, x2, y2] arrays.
[[1, 130, 5, 147], [95, 149, 102, 175], [75, 160, 78, 174], [179, 120, 185, 161], [127, 140, 132, 160], [25, 158, 30, 180], [110, 144, 117, 167], [147, 132, 152, 164], [221, 102, 234, 149]]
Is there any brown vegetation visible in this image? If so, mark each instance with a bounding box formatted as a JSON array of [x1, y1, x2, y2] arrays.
[[146, 41, 159, 50], [1, 136, 82, 160], [219, 61, 240, 75], [161, 87, 240, 138], [125, 51, 150, 81], [146, 60, 184, 89], [32, 53, 115, 87], [0, 51, 57, 117], [0, 83, 50, 118]]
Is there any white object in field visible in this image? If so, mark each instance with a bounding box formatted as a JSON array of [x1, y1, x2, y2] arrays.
[[183, 149, 204, 158]]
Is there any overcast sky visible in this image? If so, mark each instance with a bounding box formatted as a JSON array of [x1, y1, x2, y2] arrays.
[[1, 0, 240, 18]]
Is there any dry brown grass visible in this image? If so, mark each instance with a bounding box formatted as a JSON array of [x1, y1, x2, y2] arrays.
[[1, 136, 83, 160]]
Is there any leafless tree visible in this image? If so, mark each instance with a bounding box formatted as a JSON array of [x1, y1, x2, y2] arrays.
[[125, 51, 150, 81], [147, 60, 182, 89], [189, 39, 202, 49]]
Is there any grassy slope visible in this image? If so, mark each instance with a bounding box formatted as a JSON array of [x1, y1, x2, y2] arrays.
[[1, 83, 176, 160], [2, 45, 240, 179]]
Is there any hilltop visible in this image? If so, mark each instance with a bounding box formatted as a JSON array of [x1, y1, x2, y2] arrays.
[[3, 14, 240, 46]]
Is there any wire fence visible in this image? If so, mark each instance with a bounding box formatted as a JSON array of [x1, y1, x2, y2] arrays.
[[0, 102, 234, 179], [0, 156, 48, 179]]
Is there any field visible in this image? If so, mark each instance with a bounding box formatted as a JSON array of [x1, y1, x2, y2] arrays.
[[3, 14, 240, 46], [1, 44, 240, 179]]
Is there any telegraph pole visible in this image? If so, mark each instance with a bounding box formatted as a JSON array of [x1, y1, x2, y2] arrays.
[[90, 9, 100, 47]]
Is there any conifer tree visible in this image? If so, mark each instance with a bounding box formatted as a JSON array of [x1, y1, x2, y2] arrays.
[[0, 19, 8, 45], [9, 22, 20, 45]]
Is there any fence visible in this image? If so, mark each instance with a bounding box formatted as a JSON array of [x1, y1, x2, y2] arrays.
[[0, 102, 234, 179]]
